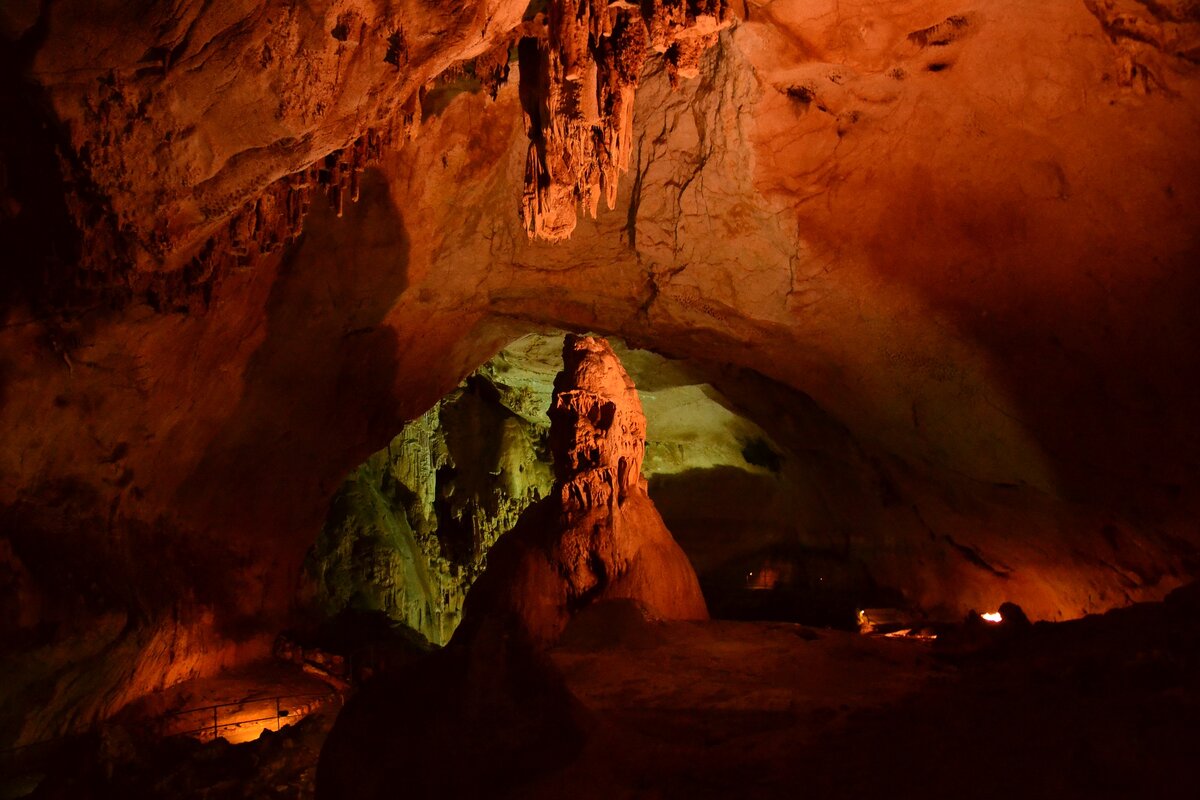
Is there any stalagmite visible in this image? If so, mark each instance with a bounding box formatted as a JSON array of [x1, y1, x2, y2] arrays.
[[457, 334, 708, 644]]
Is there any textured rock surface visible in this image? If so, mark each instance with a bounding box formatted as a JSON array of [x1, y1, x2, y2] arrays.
[[458, 335, 708, 644], [534, 585, 1200, 799], [519, 0, 731, 239], [2, 0, 1199, 746], [6, 0, 528, 284], [372, 6, 1199, 625], [304, 369, 553, 645], [307, 331, 834, 642], [317, 584, 1200, 799]]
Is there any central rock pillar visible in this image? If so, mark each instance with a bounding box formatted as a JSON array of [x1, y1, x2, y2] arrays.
[[458, 334, 708, 644]]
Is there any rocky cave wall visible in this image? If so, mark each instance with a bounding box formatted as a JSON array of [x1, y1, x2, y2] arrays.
[[305, 366, 554, 645], [2, 0, 1199, 745], [299, 0, 1200, 623]]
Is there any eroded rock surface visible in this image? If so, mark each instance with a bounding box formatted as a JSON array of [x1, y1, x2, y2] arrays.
[[6, 0, 528, 285], [304, 371, 553, 645]]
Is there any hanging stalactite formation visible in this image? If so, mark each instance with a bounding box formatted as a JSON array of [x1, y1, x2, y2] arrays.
[[519, 0, 731, 241]]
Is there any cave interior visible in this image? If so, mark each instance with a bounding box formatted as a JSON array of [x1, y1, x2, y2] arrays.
[[1, 1, 1199, 798]]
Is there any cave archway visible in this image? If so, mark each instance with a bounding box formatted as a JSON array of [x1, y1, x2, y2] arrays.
[[301, 329, 980, 651]]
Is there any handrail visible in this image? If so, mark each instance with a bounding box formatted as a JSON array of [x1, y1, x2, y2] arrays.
[[162, 691, 339, 719], [2, 690, 342, 758], [170, 710, 324, 739], [159, 691, 342, 741]]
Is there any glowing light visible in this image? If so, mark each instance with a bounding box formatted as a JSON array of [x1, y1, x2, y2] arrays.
[[166, 693, 339, 744], [746, 563, 786, 590], [882, 628, 938, 640], [981, 611, 1003, 623], [856, 609, 937, 639]]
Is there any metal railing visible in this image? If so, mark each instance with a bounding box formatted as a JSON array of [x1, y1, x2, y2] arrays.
[[0, 690, 342, 784], [2, 690, 342, 755], [159, 691, 342, 741]]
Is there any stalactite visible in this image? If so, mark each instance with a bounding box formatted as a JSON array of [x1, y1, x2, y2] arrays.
[[519, 0, 731, 241], [80, 3, 735, 310], [154, 127, 394, 313]]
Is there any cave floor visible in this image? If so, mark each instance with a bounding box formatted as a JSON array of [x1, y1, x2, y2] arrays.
[[530, 595, 1200, 800], [22, 590, 1199, 799], [552, 618, 941, 751]]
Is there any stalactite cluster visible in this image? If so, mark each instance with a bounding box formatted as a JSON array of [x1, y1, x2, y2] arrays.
[[156, 128, 393, 313], [519, 0, 731, 241]]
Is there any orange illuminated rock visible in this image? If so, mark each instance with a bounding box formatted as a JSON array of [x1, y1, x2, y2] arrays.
[[519, 0, 731, 240], [458, 335, 708, 644], [3, 0, 1199, 749]]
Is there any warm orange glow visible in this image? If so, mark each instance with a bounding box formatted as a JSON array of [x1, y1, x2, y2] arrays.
[[164, 692, 339, 744], [856, 609, 936, 640], [881, 628, 938, 640], [189, 704, 310, 744], [746, 566, 780, 590], [981, 611, 1003, 623], [745, 560, 794, 590], [215, 718, 299, 744]]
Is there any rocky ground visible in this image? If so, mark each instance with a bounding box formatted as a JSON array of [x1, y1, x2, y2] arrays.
[[310, 582, 1200, 799], [534, 587, 1200, 799], [10, 711, 334, 800], [7, 583, 1197, 798]]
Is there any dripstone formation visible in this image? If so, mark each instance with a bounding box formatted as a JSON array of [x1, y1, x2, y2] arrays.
[[315, 335, 708, 798], [519, 0, 731, 240], [458, 334, 708, 644]]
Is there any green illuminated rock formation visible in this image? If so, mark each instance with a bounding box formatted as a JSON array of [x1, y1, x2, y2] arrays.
[[305, 372, 553, 645]]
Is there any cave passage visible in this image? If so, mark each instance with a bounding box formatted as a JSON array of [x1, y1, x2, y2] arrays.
[[307, 332, 1200, 800], [303, 331, 903, 647]]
